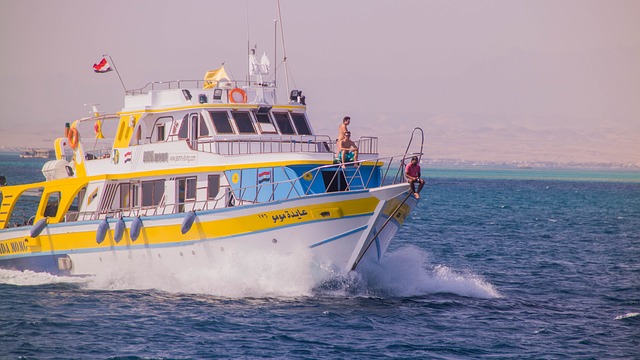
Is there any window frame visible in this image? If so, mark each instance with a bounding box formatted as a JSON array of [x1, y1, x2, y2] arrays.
[[208, 110, 236, 134], [141, 179, 165, 208], [207, 174, 220, 199], [231, 110, 257, 134], [291, 113, 312, 135], [253, 111, 277, 134], [272, 112, 296, 135]]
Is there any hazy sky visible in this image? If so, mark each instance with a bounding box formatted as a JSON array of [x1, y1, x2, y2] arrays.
[[1, 0, 639, 164]]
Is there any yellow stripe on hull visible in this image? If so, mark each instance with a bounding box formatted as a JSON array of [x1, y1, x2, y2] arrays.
[[0, 196, 379, 258]]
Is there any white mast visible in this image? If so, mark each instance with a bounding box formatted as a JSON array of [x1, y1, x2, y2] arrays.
[[276, 0, 290, 96]]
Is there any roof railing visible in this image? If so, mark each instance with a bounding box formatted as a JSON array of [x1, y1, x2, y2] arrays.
[[125, 79, 276, 96], [193, 135, 378, 156]]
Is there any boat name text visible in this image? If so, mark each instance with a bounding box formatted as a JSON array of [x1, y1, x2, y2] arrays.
[[143, 151, 169, 163], [0, 240, 28, 255], [257, 209, 309, 223]]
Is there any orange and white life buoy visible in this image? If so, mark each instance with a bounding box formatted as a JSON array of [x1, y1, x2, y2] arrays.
[[228, 88, 247, 104], [68, 127, 80, 149]]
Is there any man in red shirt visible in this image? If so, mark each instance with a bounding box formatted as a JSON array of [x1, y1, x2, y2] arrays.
[[405, 156, 424, 199]]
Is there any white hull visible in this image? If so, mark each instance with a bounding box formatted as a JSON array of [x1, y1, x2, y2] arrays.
[[2, 184, 416, 276], [69, 184, 415, 276]]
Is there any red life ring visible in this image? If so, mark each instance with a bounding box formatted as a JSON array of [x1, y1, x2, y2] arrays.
[[228, 88, 247, 104], [68, 127, 80, 149]]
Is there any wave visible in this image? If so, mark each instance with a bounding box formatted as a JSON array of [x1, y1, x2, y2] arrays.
[[615, 312, 640, 320], [0, 245, 500, 299], [0, 269, 84, 286], [341, 245, 502, 299]]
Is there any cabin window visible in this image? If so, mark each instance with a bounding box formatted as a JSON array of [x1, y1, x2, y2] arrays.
[[118, 183, 139, 209], [157, 124, 165, 142], [198, 114, 210, 137], [208, 175, 220, 199], [177, 177, 197, 213], [178, 115, 189, 139], [291, 113, 311, 135], [43, 191, 61, 218], [209, 111, 235, 134], [187, 178, 197, 200], [65, 187, 87, 222], [151, 116, 173, 142], [253, 111, 277, 133], [273, 112, 295, 135], [142, 179, 165, 207], [5, 187, 43, 227], [133, 124, 143, 145], [232, 111, 256, 134]]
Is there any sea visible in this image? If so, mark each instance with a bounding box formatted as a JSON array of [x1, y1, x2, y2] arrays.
[[1, 154, 639, 359]]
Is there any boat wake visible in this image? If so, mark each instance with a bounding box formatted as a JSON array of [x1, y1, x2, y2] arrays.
[[0, 268, 84, 286], [317, 245, 501, 299], [0, 245, 500, 299]]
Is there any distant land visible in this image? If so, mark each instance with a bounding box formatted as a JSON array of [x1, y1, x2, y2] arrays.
[[2, 146, 638, 171], [425, 158, 640, 171]]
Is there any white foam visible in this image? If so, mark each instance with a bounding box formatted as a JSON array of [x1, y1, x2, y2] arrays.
[[1, 245, 500, 299], [615, 312, 640, 320], [0, 269, 84, 286], [83, 243, 333, 298], [356, 245, 502, 298]]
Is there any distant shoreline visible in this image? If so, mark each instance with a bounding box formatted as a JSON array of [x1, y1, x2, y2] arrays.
[[424, 159, 640, 171], [423, 167, 640, 183], [1, 151, 638, 173]]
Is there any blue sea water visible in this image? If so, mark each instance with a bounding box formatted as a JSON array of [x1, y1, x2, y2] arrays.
[[1, 154, 639, 359]]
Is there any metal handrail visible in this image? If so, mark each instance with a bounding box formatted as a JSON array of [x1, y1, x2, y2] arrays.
[[222, 152, 423, 206], [124, 79, 277, 96], [59, 151, 422, 222], [193, 135, 376, 155]]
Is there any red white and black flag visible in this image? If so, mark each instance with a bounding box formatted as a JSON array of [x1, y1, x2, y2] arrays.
[[93, 57, 112, 73]]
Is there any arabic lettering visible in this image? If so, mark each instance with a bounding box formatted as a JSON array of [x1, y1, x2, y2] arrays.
[[265, 209, 309, 223]]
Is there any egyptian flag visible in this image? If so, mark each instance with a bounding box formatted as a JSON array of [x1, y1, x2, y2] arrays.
[[93, 58, 112, 73], [258, 170, 271, 184]]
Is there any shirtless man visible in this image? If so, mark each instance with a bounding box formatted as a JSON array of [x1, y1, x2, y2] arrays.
[[339, 131, 359, 166], [405, 156, 424, 199], [336, 116, 350, 154]]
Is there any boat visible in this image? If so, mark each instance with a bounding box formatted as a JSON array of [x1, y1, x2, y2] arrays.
[[19, 148, 56, 159], [0, 51, 424, 277]]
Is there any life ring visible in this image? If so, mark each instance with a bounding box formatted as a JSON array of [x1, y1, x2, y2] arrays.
[[228, 88, 247, 104], [68, 127, 80, 149]]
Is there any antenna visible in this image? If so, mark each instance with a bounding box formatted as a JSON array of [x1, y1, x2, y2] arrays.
[[103, 54, 127, 93], [274, 19, 278, 91], [276, 0, 290, 95], [245, 0, 251, 85]]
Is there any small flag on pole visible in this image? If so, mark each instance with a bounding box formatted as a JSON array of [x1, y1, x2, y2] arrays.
[[94, 120, 104, 139], [93, 58, 112, 73], [203, 66, 229, 89]]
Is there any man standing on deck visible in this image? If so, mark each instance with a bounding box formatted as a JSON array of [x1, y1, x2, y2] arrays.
[[405, 156, 424, 199]]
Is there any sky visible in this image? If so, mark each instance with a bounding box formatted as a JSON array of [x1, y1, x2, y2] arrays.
[[1, 0, 639, 165]]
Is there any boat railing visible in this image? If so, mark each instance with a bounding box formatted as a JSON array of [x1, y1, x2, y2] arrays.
[[65, 185, 231, 222], [62, 152, 420, 222], [221, 152, 422, 207], [125, 80, 276, 96], [193, 135, 377, 155]]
